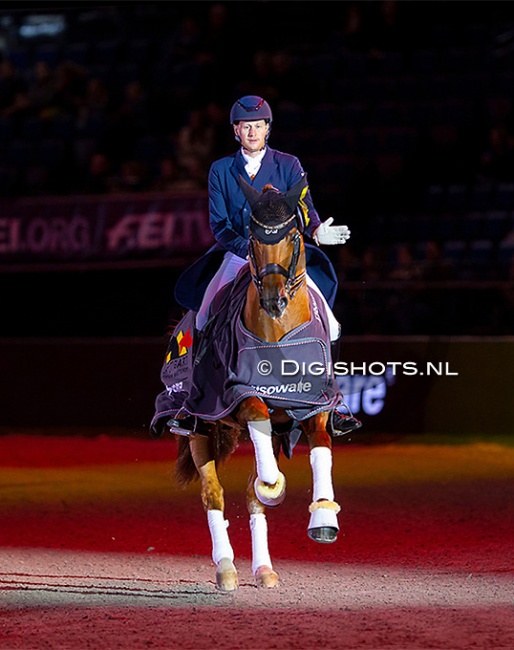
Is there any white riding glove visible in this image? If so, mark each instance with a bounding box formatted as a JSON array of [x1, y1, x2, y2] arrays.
[[313, 218, 351, 245]]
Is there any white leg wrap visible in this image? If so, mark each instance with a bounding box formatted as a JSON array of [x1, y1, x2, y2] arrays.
[[207, 509, 234, 565], [310, 446, 335, 502], [250, 513, 272, 575], [248, 420, 279, 485]]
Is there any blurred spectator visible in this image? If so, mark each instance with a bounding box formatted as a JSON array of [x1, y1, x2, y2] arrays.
[[162, 12, 202, 66], [151, 157, 182, 192], [151, 156, 205, 192], [197, 3, 234, 97], [387, 243, 421, 280], [479, 123, 514, 182], [26, 61, 57, 120], [0, 59, 29, 122], [269, 50, 306, 106], [198, 3, 231, 65], [101, 80, 149, 164], [77, 77, 111, 128], [204, 100, 231, 157], [368, 0, 409, 55], [0, 59, 27, 112], [116, 80, 149, 130], [418, 241, 453, 281], [53, 61, 88, 116], [235, 50, 279, 105], [360, 244, 385, 281], [22, 163, 50, 196], [175, 107, 215, 178], [335, 2, 369, 53], [82, 152, 115, 194], [109, 158, 150, 193]]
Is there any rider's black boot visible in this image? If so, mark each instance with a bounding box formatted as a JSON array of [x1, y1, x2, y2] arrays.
[[330, 337, 363, 437]]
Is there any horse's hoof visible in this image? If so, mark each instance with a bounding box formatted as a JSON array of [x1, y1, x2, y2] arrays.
[[308, 500, 340, 544], [255, 565, 279, 588], [308, 526, 338, 544], [215, 558, 238, 592], [254, 471, 286, 507]]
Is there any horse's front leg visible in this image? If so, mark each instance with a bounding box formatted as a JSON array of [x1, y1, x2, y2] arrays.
[[236, 396, 286, 506], [300, 413, 341, 544], [189, 433, 238, 592], [246, 435, 281, 588]]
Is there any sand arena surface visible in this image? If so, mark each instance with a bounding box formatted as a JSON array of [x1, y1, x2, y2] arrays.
[[0, 433, 513, 649]]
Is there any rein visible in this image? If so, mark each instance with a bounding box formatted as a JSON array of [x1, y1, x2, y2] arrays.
[[248, 228, 306, 300]]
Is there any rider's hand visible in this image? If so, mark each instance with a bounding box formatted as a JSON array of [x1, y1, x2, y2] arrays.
[[313, 219, 351, 245]]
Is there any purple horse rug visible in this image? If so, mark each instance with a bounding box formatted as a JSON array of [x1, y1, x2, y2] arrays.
[[151, 267, 340, 428]]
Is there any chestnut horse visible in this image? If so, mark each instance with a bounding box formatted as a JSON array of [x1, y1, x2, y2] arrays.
[[168, 177, 343, 592]]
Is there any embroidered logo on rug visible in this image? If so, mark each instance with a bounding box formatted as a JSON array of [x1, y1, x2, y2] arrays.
[[166, 328, 193, 362]]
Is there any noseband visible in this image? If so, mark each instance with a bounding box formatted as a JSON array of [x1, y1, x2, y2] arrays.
[[248, 227, 306, 299]]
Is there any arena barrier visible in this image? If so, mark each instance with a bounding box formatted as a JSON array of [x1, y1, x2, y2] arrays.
[[1, 336, 512, 436]]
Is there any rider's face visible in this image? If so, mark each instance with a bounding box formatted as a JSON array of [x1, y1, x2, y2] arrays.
[[234, 119, 269, 154]]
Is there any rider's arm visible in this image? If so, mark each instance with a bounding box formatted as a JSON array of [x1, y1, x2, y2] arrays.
[[287, 155, 322, 239], [209, 166, 248, 259], [288, 155, 350, 246]]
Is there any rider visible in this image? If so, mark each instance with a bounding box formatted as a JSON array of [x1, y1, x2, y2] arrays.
[[196, 95, 348, 336], [154, 95, 361, 437]]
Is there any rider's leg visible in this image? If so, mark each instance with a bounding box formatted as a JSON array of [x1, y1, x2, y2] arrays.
[[165, 253, 248, 437], [305, 275, 362, 436], [196, 252, 248, 330], [305, 274, 341, 342]]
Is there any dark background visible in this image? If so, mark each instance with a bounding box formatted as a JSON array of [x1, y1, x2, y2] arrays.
[[1, 1, 514, 433], [1, 1, 514, 338]]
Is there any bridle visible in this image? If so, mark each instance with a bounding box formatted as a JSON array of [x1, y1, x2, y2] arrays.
[[248, 214, 306, 300]]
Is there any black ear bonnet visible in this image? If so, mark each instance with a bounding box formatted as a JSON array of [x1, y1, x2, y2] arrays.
[[239, 175, 309, 244]]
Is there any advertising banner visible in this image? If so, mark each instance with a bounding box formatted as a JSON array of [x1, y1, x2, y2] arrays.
[[0, 192, 213, 267]]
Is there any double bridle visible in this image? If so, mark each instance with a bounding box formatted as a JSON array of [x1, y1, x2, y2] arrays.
[[248, 215, 306, 300]]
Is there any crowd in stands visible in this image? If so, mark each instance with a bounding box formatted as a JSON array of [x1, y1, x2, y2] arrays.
[[2, 1, 514, 334], [1, 2, 512, 199]]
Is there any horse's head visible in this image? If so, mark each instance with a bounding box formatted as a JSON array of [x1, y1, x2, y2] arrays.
[[240, 175, 309, 320]]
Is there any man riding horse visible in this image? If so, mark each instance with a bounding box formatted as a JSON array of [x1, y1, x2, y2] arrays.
[[151, 95, 360, 438]]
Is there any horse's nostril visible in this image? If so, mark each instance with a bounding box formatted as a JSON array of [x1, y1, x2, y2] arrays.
[[260, 296, 288, 318]]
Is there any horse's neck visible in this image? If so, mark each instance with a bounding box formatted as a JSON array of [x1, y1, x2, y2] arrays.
[[243, 283, 311, 343]]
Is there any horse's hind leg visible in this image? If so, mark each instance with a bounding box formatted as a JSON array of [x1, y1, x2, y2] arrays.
[[246, 436, 281, 588], [189, 434, 238, 592], [301, 414, 341, 544]]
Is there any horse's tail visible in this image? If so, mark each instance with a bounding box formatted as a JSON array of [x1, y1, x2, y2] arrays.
[[174, 421, 240, 487]]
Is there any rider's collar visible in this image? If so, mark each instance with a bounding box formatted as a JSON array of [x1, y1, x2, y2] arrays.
[[241, 146, 267, 166]]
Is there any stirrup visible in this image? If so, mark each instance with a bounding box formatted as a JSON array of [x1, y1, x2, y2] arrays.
[[330, 404, 362, 437], [167, 416, 197, 437]]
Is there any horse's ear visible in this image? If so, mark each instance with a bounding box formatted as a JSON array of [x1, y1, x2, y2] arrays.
[[284, 174, 309, 212], [238, 175, 261, 210]]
